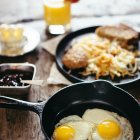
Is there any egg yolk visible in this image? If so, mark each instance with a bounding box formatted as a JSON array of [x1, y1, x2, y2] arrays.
[[53, 125, 75, 140], [97, 120, 121, 139]]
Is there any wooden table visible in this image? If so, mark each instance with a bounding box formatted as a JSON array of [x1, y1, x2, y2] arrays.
[[0, 1, 140, 140]]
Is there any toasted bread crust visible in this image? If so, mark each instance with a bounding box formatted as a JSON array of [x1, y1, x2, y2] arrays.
[[96, 24, 139, 44]]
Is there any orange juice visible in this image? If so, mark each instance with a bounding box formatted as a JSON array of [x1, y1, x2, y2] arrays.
[[44, 0, 71, 25], [43, 0, 71, 34]]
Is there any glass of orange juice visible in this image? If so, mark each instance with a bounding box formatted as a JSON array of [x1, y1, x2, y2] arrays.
[[43, 0, 71, 35]]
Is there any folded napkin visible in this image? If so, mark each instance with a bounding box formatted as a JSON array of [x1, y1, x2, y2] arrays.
[[41, 35, 72, 85]]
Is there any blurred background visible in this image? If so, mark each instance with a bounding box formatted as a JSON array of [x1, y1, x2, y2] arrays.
[[0, 0, 139, 41], [0, 0, 140, 25]]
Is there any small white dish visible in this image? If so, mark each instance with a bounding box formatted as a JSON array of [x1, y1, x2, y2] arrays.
[[0, 63, 36, 95], [0, 25, 40, 57]]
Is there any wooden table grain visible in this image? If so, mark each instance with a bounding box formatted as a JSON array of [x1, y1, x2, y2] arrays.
[[0, 23, 61, 140], [0, 1, 140, 139]]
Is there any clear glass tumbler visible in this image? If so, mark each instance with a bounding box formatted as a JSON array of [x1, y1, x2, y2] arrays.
[[43, 0, 71, 35]]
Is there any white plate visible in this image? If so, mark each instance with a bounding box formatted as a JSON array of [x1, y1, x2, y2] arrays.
[[0, 26, 40, 57]]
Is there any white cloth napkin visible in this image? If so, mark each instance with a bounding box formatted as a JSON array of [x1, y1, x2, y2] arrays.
[[41, 35, 72, 85]]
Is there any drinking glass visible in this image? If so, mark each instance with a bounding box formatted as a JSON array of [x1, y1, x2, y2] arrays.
[[43, 0, 71, 35]]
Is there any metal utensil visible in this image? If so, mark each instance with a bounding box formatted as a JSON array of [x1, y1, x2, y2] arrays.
[[21, 80, 44, 86]]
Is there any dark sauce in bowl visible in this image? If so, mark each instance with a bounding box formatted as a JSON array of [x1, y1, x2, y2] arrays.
[[0, 70, 33, 87]]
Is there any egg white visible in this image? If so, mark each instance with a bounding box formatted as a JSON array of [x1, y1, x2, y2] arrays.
[[111, 112, 133, 140], [82, 108, 133, 140], [55, 115, 94, 140], [65, 121, 94, 140], [82, 108, 118, 124], [58, 115, 83, 125]]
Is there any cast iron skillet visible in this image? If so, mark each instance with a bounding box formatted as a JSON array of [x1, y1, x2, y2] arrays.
[[0, 80, 140, 139], [56, 26, 140, 89]]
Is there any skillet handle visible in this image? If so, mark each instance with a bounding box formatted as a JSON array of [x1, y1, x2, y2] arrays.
[[0, 96, 45, 116]]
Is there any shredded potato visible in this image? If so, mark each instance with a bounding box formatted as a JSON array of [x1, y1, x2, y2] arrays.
[[71, 34, 140, 79]]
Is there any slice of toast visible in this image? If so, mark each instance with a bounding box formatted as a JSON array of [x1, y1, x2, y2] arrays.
[[96, 24, 139, 47]]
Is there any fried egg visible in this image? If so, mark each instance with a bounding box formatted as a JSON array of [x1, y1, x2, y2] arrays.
[[58, 115, 83, 124], [82, 108, 133, 140], [53, 115, 94, 140]]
